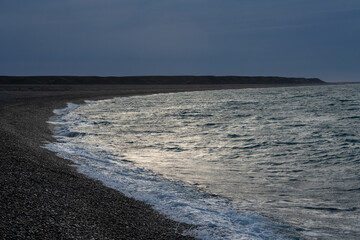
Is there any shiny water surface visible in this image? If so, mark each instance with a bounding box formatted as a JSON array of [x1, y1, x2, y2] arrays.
[[46, 84, 360, 239]]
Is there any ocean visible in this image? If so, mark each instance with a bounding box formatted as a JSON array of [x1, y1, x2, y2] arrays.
[[45, 84, 360, 239]]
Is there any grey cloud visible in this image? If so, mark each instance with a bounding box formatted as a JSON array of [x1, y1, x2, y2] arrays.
[[0, 0, 359, 81]]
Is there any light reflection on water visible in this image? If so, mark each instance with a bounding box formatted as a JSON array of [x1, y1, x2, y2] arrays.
[[49, 85, 360, 239]]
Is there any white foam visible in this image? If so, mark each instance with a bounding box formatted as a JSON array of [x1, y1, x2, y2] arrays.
[[44, 102, 290, 240], [53, 102, 80, 115]]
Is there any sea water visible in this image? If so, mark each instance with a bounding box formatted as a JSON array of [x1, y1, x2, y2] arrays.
[[45, 84, 360, 239]]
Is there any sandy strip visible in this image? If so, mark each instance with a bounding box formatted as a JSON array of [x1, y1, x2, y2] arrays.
[[0, 83, 318, 239]]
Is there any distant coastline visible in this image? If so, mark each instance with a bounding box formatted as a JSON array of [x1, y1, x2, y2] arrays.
[[0, 75, 326, 85]]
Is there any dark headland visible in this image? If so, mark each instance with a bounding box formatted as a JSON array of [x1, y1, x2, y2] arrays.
[[0, 76, 325, 239], [0, 75, 325, 85]]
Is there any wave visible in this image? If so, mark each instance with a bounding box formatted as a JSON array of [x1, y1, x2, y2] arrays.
[[44, 101, 296, 240]]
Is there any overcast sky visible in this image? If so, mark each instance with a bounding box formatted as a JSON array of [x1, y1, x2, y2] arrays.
[[1, 0, 359, 82]]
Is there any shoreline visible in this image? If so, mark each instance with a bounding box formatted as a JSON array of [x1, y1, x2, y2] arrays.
[[0, 83, 325, 239]]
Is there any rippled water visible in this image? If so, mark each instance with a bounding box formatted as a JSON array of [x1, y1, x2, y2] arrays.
[[45, 84, 360, 239]]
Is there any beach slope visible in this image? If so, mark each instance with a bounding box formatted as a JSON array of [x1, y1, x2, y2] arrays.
[[0, 82, 325, 239], [0, 84, 203, 239]]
